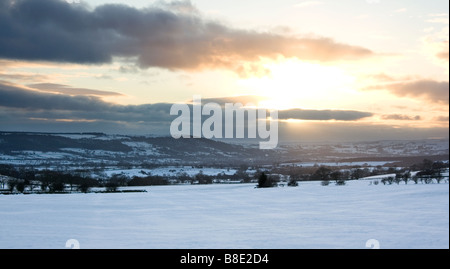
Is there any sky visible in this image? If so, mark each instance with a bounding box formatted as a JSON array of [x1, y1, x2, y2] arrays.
[[0, 0, 448, 143]]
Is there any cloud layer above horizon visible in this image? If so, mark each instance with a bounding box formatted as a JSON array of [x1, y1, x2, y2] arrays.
[[0, 81, 373, 123], [2, 80, 447, 142]]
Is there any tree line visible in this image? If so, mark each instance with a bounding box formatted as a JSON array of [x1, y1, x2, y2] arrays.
[[1, 159, 448, 193], [256, 159, 448, 188], [0, 164, 253, 194]]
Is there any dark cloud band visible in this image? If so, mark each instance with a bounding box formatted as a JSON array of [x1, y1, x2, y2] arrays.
[[0, 82, 374, 125], [0, 0, 374, 76], [278, 108, 373, 121]]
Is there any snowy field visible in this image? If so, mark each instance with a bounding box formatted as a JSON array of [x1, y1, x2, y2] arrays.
[[0, 180, 448, 249]]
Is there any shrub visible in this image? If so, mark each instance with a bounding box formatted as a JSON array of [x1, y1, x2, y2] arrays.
[[287, 178, 298, 187], [7, 179, 17, 192], [195, 172, 213, 184], [128, 176, 169, 186], [313, 166, 332, 181], [402, 172, 411, 184], [15, 181, 26, 193], [382, 177, 394, 185], [257, 172, 276, 188], [78, 182, 91, 193], [49, 181, 65, 193], [321, 180, 330, 186], [6, 179, 27, 193], [77, 177, 97, 193]]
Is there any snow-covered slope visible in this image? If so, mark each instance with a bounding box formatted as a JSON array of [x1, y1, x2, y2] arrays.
[[0, 180, 447, 249]]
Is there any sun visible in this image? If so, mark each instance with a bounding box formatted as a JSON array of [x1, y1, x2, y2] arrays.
[[238, 59, 356, 110]]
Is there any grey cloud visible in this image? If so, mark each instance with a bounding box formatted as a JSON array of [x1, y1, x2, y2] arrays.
[[365, 79, 449, 105], [0, 0, 113, 63], [381, 114, 421, 121], [187, 96, 373, 121], [0, 81, 112, 111], [28, 83, 123, 96], [0, 106, 169, 135], [278, 109, 373, 121], [0, 72, 49, 82], [0, 81, 174, 123], [0, 0, 374, 76], [435, 116, 449, 122]]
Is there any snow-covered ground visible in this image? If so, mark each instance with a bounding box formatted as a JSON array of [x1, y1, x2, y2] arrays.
[[0, 180, 448, 249]]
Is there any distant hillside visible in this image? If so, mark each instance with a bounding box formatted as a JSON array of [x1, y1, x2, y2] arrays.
[[0, 132, 132, 153], [0, 132, 448, 169], [0, 132, 276, 167]]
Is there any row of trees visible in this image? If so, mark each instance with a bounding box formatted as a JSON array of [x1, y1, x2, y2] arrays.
[[0, 167, 247, 194], [1, 159, 448, 193], [273, 159, 448, 181], [257, 159, 448, 188], [2, 170, 100, 194], [286, 159, 448, 184], [372, 160, 448, 185], [379, 172, 447, 185]]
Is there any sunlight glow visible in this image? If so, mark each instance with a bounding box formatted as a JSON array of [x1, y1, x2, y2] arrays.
[[238, 59, 356, 110]]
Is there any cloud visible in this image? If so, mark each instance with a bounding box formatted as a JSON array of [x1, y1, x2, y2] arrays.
[[0, 81, 373, 141], [0, 82, 447, 141], [364, 79, 449, 105], [434, 116, 449, 122], [0, 72, 49, 82], [155, 0, 199, 14], [0, 0, 374, 77], [0, 81, 110, 111], [437, 50, 449, 60], [28, 83, 123, 97], [0, 81, 174, 123], [421, 15, 448, 63], [381, 114, 421, 121], [436, 42, 449, 61], [187, 96, 373, 121], [194, 95, 265, 106], [424, 35, 449, 63], [278, 109, 373, 121]]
